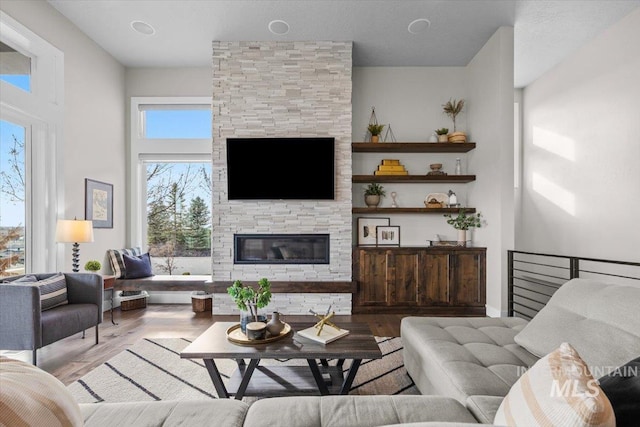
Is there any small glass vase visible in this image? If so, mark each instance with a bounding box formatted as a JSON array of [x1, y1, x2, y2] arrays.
[[240, 306, 266, 334]]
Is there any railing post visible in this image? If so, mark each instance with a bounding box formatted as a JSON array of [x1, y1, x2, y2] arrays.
[[508, 250, 514, 316], [570, 257, 580, 279]]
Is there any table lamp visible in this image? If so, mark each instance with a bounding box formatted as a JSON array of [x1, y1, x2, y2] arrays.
[[56, 218, 94, 272]]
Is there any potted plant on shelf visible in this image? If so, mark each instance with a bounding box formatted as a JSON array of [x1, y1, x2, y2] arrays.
[[435, 128, 449, 142], [84, 260, 102, 273], [367, 124, 385, 143], [364, 182, 386, 208], [443, 209, 482, 244], [442, 98, 467, 142], [227, 278, 272, 333]]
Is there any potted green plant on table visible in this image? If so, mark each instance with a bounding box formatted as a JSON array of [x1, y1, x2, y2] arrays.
[[84, 260, 102, 273], [227, 278, 272, 333], [367, 124, 385, 143], [364, 182, 386, 208], [443, 209, 482, 244]]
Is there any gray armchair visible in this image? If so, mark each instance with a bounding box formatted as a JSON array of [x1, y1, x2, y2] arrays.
[[0, 272, 103, 365]]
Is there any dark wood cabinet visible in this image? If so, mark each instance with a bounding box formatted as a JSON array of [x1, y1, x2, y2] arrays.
[[353, 246, 486, 315]]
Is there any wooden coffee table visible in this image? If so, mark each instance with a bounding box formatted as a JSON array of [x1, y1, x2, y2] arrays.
[[180, 321, 382, 399]]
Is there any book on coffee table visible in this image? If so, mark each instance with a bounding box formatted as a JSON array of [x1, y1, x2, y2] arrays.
[[297, 325, 349, 344]]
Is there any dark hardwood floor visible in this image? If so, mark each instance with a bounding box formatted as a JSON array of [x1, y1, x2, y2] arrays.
[[5, 304, 411, 386]]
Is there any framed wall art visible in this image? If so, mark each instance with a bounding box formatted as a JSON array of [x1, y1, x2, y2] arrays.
[[357, 217, 390, 246], [85, 178, 113, 228], [376, 225, 400, 247]]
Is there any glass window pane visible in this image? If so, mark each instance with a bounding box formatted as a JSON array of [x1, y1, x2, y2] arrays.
[[0, 41, 31, 92], [1, 120, 26, 278], [144, 110, 211, 139], [146, 162, 211, 275]]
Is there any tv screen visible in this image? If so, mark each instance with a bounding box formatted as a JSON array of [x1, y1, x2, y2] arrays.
[[227, 137, 335, 200]]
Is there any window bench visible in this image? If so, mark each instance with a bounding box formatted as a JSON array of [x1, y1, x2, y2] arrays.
[[114, 275, 211, 292], [114, 277, 356, 294]]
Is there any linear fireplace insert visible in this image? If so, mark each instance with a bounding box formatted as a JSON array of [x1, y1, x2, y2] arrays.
[[234, 234, 330, 264]]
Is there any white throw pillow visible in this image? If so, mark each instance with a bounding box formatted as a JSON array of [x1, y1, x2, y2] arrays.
[[0, 356, 83, 426], [494, 342, 615, 427]]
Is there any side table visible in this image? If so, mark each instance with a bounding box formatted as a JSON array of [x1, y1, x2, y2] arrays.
[[102, 275, 118, 325]]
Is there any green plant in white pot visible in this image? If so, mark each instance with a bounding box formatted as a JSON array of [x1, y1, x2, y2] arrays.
[[364, 182, 386, 208], [443, 209, 482, 244], [84, 260, 102, 273]]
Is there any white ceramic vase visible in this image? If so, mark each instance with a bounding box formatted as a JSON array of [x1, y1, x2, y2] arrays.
[[457, 229, 467, 244]]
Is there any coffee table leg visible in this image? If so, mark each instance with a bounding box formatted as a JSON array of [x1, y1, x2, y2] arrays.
[[235, 359, 259, 400], [203, 359, 229, 399], [307, 359, 330, 395], [339, 359, 362, 395]]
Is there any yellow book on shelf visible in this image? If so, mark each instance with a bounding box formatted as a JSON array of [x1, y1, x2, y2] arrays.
[[374, 170, 409, 175], [381, 159, 401, 166], [377, 165, 407, 172]]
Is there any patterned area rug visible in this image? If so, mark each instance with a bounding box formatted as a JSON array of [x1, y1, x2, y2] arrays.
[[67, 337, 418, 403]]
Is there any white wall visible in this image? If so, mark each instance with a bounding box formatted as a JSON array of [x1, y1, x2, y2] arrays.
[[1, 1, 126, 273], [465, 27, 515, 316], [519, 8, 640, 262], [352, 67, 470, 245]]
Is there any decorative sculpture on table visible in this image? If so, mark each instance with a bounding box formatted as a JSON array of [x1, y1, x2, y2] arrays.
[[309, 305, 341, 336]]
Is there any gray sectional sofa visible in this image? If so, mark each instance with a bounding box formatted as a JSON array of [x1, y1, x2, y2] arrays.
[[402, 278, 640, 424], [3, 278, 638, 426]]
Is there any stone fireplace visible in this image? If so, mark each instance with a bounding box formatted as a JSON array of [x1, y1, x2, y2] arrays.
[[211, 41, 353, 314]]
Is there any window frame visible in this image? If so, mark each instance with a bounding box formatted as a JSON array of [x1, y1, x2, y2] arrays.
[[0, 11, 64, 273], [129, 97, 212, 249]]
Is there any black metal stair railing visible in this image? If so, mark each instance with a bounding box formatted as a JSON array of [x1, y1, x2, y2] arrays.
[[508, 250, 640, 320]]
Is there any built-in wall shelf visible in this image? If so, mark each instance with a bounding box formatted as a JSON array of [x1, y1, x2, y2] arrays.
[[352, 207, 476, 214], [353, 175, 476, 183], [352, 142, 476, 153]]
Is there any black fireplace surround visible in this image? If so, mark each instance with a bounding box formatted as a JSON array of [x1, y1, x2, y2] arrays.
[[234, 234, 330, 264]]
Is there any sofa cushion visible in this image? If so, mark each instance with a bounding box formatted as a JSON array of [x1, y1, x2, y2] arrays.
[[494, 342, 614, 427], [0, 356, 83, 427], [107, 247, 141, 278], [80, 399, 249, 427], [243, 395, 478, 427], [514, 279, 640, 373], [465, 395, 504, 424], [122, 252, 153, 279], [401, 316, 536, 403], [33, 273, 68, 311], [598, 355, 640, 427]]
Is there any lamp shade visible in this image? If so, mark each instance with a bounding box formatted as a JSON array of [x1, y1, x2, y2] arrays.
[[55, 219, 94, 243]]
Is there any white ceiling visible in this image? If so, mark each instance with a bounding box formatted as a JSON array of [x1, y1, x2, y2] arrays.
[[47, 0, 640, 88]]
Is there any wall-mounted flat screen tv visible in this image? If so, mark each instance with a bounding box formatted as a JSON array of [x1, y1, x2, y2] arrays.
[[227, 137, 335, 200]]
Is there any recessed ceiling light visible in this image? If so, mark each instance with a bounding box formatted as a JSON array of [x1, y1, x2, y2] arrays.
[[408, 18, 431, 34], [268, 20, 290, 35], [131, 20, 156, 36]]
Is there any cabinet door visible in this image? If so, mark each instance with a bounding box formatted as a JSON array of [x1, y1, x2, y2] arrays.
[[389, 250, 420, 306], [357, 249, 389, 305], [451, 251, 486, 306], [420, 252, 450, 305]]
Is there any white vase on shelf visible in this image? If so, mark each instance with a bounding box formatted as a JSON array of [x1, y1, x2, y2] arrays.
[[457, 229, 467, 245]]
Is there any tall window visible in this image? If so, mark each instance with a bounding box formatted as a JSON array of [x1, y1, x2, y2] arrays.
[[0, 12, 63, 277], [0, 120, 26, 277], [131, 98, 212, 275]]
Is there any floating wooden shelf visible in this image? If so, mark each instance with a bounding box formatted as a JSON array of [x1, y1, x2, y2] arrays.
[[352, 175, 476, 183], [352, 207, 476, 214], [352, 142, 476, 153]]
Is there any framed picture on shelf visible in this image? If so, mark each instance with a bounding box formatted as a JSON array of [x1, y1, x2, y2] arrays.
[[85, 178, 113, 228], [357, 217, 390, 246], [376, 225, 400, 247]]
